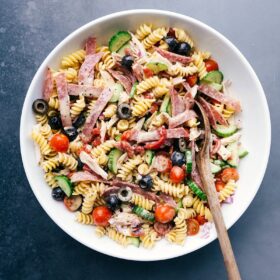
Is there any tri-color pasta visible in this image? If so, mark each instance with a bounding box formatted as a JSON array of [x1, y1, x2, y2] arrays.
[[31, 24, 246, 249]]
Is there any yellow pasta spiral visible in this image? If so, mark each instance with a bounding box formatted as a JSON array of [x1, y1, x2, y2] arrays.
[[95, 226, 106, 238], [35, 114, 48, 126], [82, 190, 97, 214], [136, 76, 160, 94], [69, 140, 83, 155], [73, 182, 91, 196], [87, 100, 96, 114], [153, 177, 186, 198], [135, 23, 153, 40], [76, 212, 94, 225], [40, 124, 52, 139], [61, 49, 86, 68], [192, 52, 207, 79], [168, 63, 198, 77], [219, 180, 237, 202], [222, 105, 235, 119], [117, 155, 142, 180], [91, 140, 116, 158], [152, 85, 169, 98], [173, 28, 194, 47], [70, 95, 86, 119], [182, 194, 194, 208], [130, 193, 155, 211], [31, 130, 52, 155], [96, 46, 115, 70], [132, 97, 155, 117], [48, 96, 59, 110], [41, 157, 60, 172], [103, 104, 117, 118], [141, 229, 159, 249], [59, 67, 78, 83], [44, 172, 58, 188], [142, 27, 167, 49], [93, 197, 106, 207], [107, 126, 121, 139], [58, 152, 78, 170], [106, 227, 129, 246], [192, 196, 212, 221], [90, 182, 107, 195]]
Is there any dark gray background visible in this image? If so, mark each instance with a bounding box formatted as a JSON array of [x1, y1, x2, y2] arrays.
[[0, 0, 279, 279]]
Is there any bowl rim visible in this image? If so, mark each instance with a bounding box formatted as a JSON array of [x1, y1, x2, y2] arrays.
[[20, 9, 271, 261]]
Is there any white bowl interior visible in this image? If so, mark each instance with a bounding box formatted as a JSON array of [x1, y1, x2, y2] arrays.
[[20, 10, 271, 261]]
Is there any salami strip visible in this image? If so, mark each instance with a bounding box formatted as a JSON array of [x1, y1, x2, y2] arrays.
[[170, 87, 185, 116], [67, 84, 103, 98], [85, 37, 96, 55], [168, 110, 197, 128], [108, 69, 132, 93], [70, 171, 103, 183], [155, 47, 192, 64], [42, 68, 53, 101], [198, 97, 217, 129]]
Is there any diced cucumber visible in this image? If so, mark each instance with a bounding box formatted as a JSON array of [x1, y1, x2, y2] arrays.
[[110, 83, 123, 103], [132, 206, 155, 222], [160, 93, 170, 113], [127, 237, 140, 247], [109, 31, 132, 52], [227, 142, 239, 167], [238, 146, 249, 158], [186, 180, 207, 201], [144, 150, 155, 165], [146, 62, 168, 74], [167, 101, 172, 116], [209, 83, 223, 91], [55, 175, 73, 197], [117, 42, 131, 56], [129, 82, 138, 98], [185, 149, 192, 174], [202, 70, 224, 84], [210, 162, 222, 174], [115, 135, 121, 141], [213, 124, 238, 137], [213, 159, 227, 167], [108, 149, 123, 174], [177, 199, 183, 210]]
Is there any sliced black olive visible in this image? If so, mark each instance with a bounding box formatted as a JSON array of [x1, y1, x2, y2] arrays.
[[171, 151, 185, 166], [117, 103, 131, 119], [73, 113, 86, 128], [32, 99, 48, 115], [63, 126, 78, 141], [77, 158, 84, 171], [48, 115, 62, 130], [121, 55, 134, 70], [51, 187, 65, 201], [164, 36, 179, 52], [174, 138, 187, 152], [139, 175, 153, 191], [176, 42, 191, 56], [117, 187, 133, 202], [105, 194, 121, 211]]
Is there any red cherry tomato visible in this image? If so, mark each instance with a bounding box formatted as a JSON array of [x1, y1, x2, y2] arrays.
[[153, 154, 172, 173], [186, 74, 198, 87], [215, 179, 225, 192], [155, 204, 176, 224], [221, 168, 239, 183], [204, 59, 219, 72], [187, 218, 200, 235], [196, 215, 208, 225], [143, 68, 154, 78], [92, 127, 100, 136], [121, 130, 133, 141], [170, 166, 185, 183], [50, 133, 69, 152], [92, 206, 112, 226], [92, 137, 101, 147]]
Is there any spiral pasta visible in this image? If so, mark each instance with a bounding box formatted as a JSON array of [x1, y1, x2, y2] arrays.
[[82, 190, 97, 214], [48, 96, 59, 110], [141, 229, 158, 249], [60, 67, 78, 83], [90, 182, 107, 195], [173, 28, 194, 47], [35, 114, 48, 126], [142, 27, 167, 49], [91, 140, 116, 158], [182, 194, 194, 208], [130, 193, 155, 211], [58, 152, 78, 170], [168, 63, 198, 77], [76, 212, 94, 225], [41, 157, 60, 172], [96, 46, 115, 70], [40, 124, 52, 139], [135, 23, 153, 40], [107, 126, 120, 139], [152, 85, 169, 98], [153, 177, 186, 198], [132, 96, 155, 117], [192, 196, 212, 221], [95, 226, 106, 238], [103, 104, 117, 119], [70, 95, 86, 119], [219, 180, 237, 202], [31, 130, 52, 155], [192, 52, 207, 80], [44, 172, 58, 188], [136, 76, 160, 94], [61, 49, 86, 68], [73, 182, 91, 196], [93, 197, 106, 207], [69, 139, 83, 155], [106, 227, 129, 246], [117, 155, 142, 180]]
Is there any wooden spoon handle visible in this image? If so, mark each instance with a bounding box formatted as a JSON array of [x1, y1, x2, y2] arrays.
[[197, 155, 241, 280]]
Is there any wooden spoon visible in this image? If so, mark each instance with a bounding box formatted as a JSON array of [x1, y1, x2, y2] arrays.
[[195, 101, 241, 280]]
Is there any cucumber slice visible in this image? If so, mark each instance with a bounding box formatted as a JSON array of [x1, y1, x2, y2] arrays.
[[115, 135, 121, 141], [166, 101, 172, 116], [127, 237, 140, 247], [144, 150, 155, 165], [213, 124, 238, 137], [176, 199, 183, 210], [109, 31, 132, 52], [132, 206, 155, 222], [210, 162, 222, 174], [202, 70, 224, 84], [209, 83, 223, 91], [129, 82, 138, 98], [110, 83, 123, 103], [160, 93, 170, 113], [146, 62, 168, 74], [186, 180, 207, 201], [185, 149, 192, 174], [55, 175, 73, 197], [227, 142, 239, 167], [117, 42, 131, 56], [239, 148, 249, 158], [108, 149, 123, 174]]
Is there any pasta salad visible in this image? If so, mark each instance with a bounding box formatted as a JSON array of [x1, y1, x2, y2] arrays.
[[31, 24, 247, 248]]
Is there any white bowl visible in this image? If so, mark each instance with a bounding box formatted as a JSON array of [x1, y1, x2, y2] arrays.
[[20, 9, 271, 261]]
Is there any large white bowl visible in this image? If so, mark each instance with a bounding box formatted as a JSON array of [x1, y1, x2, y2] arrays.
[[20, 10, 271, 261]]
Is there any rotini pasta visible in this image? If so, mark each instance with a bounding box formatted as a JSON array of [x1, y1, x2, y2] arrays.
[[61, 49, 86, 68]]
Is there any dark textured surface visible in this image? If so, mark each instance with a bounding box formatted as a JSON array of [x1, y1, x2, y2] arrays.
[[0, 1, 279, 279]]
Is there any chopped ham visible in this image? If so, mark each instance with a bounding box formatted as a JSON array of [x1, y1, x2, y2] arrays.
[[136, 130, 160, 143], [55, 73, 72, 127], [184, 92, 194, 109], [170, 87, 185, 116], [80, 151, 108, 179], [129, 32, 147, 58], [42, 68, 53, 101], [70, 171, 103, 183], [85, 37, 96, 55], [158, 194, 177, 208], [154, 222, 173, 236], [211, 104, 228, 125], [198, 97, 217, 129], [155, 47, 192, 64], [81, 88, 113, 143], [198, 84, 241, 112], [67, 84, 103, 98], [132, 63, 144, 82], [78, 52, 103, 85], [108, 69, 132, 93], [168, 110, 197, 128], [100, 70, 115, 88], [166, 128, 188, 138]]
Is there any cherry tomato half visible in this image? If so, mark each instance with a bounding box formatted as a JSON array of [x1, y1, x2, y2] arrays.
[[170, 166, 185, 183], [204, 59, 219, 72], [92, 206, 112, 226], [187, 218, 200, 235], [50, 133, 69, 152], [153, 154, 172, 173], [92, 137, 101, 147], [221, 168, 239, 183], [215, 179, 225, 192], [91, 127, 100, 136], [155, 204, 176, 224], [186, 74, 198, 87], [196, 215, 208, 225], [121, 130, 133, 141], [143, 68, 154, 78]]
